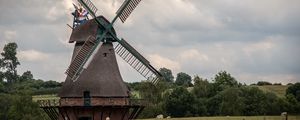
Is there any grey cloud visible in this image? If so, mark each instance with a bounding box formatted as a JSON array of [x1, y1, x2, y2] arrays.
[[0, 0, 69, 25], [0, 0, 299, 84]]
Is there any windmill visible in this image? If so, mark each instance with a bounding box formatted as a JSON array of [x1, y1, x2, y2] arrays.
[[37, 0, 164, 120], [65, 0, 162, 84]]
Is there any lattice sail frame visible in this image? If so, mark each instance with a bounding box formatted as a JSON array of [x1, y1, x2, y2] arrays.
[[116, 0, 142, 23]]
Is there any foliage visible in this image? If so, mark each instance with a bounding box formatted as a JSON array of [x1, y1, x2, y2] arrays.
[[165, 87, 196, 117], [0, 42, 299, 119], [240, 87, 267, 115], [257, 85, 289, 98], [0, 42, 60, 120], [135, 70, 300, 118], [139, 104, 165, 118], [206, 93, 222, 115], [159, 67, 174, 83], [126, 82, 141, 91], [0, 93, 48, 120], [257, 81, 272, 86], [19, 71, 34, 82], [285, 94, 300, 113], [273, 83, 282, 85], [286, 82, 300, 101], [193, 98, 207, 116], [136, 116, 300, 120], [135, 81, 161, 103], [219, 88, 244, 115], [192, 76, 212, 98], [175, 72, 192, 87], [0, 42, 20, 85], [213, 71, 238, 91]]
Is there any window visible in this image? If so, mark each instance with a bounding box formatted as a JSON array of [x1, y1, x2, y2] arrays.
[[83, 91, 91, 106], [103, 53, 108, 57], [84, 91, 90, 98]]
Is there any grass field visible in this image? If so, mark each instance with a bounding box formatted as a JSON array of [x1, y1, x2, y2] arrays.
[[32, 94, 59, 102], [256, 85, 289, 97], [140, 116, 300, 120]]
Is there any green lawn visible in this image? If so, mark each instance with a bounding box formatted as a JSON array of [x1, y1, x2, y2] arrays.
[[32, 94, 59, 102], [256, 85, 289, 97], [140, 116, 300, 120]]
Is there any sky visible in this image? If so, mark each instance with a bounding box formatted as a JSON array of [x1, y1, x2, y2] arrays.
[[0, 0, 299, 84]]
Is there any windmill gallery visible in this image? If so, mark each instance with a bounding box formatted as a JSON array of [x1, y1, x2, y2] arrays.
[[37, 0, 163, 120]]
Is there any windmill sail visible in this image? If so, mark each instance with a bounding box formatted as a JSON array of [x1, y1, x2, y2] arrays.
[[78, 0, 98, 18], [116, 0, 142, 23], [65, 36, 98, 80], [115, 39, 161, 84]]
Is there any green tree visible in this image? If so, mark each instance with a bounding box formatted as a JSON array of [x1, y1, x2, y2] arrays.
[[0, 42, 20, 85], [165, 87, 196, 117], [285, 94, 300, 113], [0, 93, 12, 119], [126, 82, 141, 91], [193, 98, 207, 116], [139, 104, 165, 118], [192, 76, 212, 98], [41, 80, 62, 88], [7, 94, 47, 120], [159, 67, 174, 83], [219, 88, 244, 115], [257, 81, 272, 86], [136, 81, 168, 104], [206, 94, 222, 115], [0, 82, 4, 92], [214, 71, 238, 91], [19, 71, 34, 82], [0, 64, 3, 82], [264, 92, 281, 115], [286, 82, 300, 101], [175, 72, 192, 87], [137, 81, 169, 118], [240, 87, 266, 115]]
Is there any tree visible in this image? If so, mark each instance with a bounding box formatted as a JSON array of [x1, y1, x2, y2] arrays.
[[257, 81, 272, 86], [219, 88, 244, 115], [159, 67, 174, 83], [136, 81, 162, 104], [175, 72, 192, 87], [19, 71, 34, 82], [206, 94, 222, 115], [286, 82, 300, 101], [214, 71, 238, 91], [193, 98, 207, 116], [0, 59, 3, 82], [240, 87, 266, 115], [137, 81, 169, 118], [41, 80, 62, 88], [7, 94, 47, 120], [264, 92, 281, 115], [0, 42, 20, 84], [165, 87, 196, 117], [0, 93, 12, 119], [0, 71, 3, 83], [285, 94, 300, 113], [192, 76, 212, 98]]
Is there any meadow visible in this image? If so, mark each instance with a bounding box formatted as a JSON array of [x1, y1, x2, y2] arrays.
[[140, 116, 300, 120], [256, 85, 289, 98]]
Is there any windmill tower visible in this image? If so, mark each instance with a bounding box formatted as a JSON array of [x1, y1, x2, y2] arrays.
[[38, 0, 163, 120]]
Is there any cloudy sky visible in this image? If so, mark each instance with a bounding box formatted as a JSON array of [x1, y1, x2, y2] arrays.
[[0, 0, 299, 84]]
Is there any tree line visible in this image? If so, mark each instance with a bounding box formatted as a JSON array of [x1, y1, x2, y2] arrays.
[[1, 42, 299, 119], [0, 42, 61, 120], [129, 68, 300, 118]]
